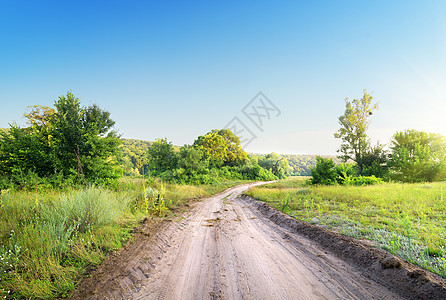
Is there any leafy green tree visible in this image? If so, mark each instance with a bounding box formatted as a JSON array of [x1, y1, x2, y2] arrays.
[[0, 125, 54, 180], [0, 92, 121, 186], [334, 90, 378, 174], [389, 130, 446, 182], [177, 145, 209, 176], [193, 129, 247, 167], [51, 93, 121, 182], [147, 138, 178, 174]]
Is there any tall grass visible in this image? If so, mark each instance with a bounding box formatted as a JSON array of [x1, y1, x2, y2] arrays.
[[245, 177, 446, 277], [0, 187, 134, 298]]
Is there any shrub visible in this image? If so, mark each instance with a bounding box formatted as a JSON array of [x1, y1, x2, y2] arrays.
[[335, 163, 357, 184], [41, 187, 131, 237], [310, 156, 337, 185]]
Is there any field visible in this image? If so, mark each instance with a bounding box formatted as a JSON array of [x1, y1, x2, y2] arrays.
[[0, 178, 248, 299], [244, 177, 446, 277]]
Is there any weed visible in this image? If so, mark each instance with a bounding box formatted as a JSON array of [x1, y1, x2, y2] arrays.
[[280, 194, 290, 212]]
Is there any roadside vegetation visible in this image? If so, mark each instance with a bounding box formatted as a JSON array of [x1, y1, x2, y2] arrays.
[[0, 178, 249, 298], [0, 92, 279, 299], [246, 90, 446, 279], [2, 89, 446, 297], [244, 177, 446, 278]]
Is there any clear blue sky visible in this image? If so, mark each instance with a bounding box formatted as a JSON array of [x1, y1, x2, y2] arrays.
[[1, 1, 445, 155]]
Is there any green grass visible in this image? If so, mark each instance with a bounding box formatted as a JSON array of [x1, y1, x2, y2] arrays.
[[0, 178, 248, 299], [244, 177, 446, 277]]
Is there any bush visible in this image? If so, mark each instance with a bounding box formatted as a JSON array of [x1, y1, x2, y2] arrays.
[[235, 163, 278, 181], [310, 156, 337, 185], [335, 163, 357, 184], [41, 187, 131, 236]]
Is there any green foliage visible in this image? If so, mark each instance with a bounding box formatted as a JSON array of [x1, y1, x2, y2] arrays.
[[0, 179, 247, 298], [235, 159, 278, 181], [42, 187, 130, 235], [358, 143, 389, 179], [193, 129, 248, 167], [311, 157, 382, 186], [177, 145, 209, 176], [335, 163, 357, 184], [280, 154, 343, 176], [118, 139, 152, 176], [389, 129, 446, 182], [147, 138, 178, 174], [310, 156, 337, 185], [257, 152, 291, 179], [334, 90, 378, 173], [0, 92, 121, 189]]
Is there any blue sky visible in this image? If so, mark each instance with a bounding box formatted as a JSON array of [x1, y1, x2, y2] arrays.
[[1, 1, 445, 154]]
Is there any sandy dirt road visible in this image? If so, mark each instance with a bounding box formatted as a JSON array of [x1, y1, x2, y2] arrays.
[[72, 182, 446, 300]]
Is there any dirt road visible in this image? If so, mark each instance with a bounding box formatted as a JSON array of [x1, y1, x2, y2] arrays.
[[72, 182, 446, 299]]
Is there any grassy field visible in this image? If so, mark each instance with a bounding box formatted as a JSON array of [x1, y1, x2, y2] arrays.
[[244, 177, 446, 277], [0, 178, 249, 299]]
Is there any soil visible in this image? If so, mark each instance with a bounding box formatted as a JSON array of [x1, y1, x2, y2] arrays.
[[71, 182, 446, 299]]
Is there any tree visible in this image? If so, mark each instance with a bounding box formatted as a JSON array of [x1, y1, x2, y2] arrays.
[[193, 129, 248, 167], [147, 138, 178, 174], [51, 92, 121, 182], [334, 90, 378, 174], [0, 124, 55, 180], [0, 92, 121, 186], [177, 145, 209, 176], [389, 130, 446, 182]]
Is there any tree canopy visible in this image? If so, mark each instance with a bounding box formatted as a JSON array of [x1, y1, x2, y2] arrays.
[[0, 92, 121, 187], [193, 129, 248, 167], [147, 138, 178, 174], [334, 91, 378, 173], [389, 129, 446, 182]]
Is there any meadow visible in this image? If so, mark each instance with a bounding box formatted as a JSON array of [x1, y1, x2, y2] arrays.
[[0, 178, 248, 299], [244, 177, 446, 278]]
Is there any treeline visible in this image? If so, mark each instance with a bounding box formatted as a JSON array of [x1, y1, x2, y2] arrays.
[[143, 130, 290, 184], [0, 93, 121, 189], [119, 142, 333, 178], [311, 91, 446, 185], [0, 93, 290, 189]]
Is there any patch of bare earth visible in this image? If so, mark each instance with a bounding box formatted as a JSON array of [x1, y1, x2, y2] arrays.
[[71, 183, 446, 299]]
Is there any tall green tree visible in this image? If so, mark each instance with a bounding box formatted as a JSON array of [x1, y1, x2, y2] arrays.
[[193, 129, 248, 167], [177, 145, 209, 176], [334, 90, 378, 174], [389, 129, 446, 182], [52, 93, 121, 181], [0, 92, 121, 186], [147, 138, 178, 174]]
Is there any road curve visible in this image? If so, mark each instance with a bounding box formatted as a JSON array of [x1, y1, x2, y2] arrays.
[[72, 182, 404, 299]]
